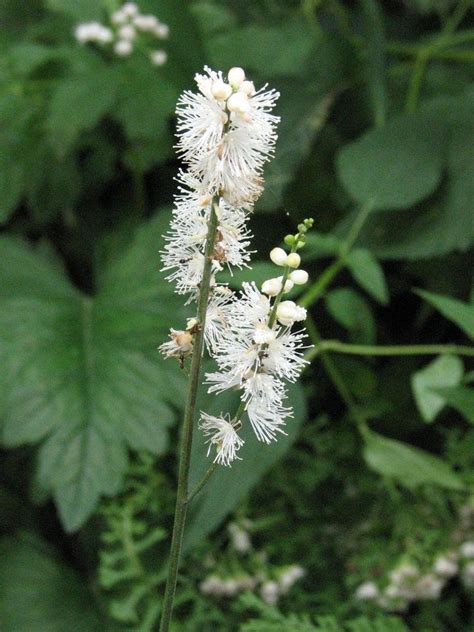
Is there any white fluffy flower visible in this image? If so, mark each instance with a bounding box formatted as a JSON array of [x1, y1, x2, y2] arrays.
[[176, 66, 279, 208], [200, 413, 244, 466], [150, 50, 167, 66]]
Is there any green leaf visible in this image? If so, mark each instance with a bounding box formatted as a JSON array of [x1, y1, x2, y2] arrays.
[[0, 532, 102, 631], [346, 248, 388, 304], [46, 0, 102, 20], [115, 61, 178, 142], [416, 289, 474, 340], [184, 381, 307, 550], [326, 288, 376, 344], [363, 431, 464, 490], [435, 386, 474, 423], [47, 63, 118, 152], [207, 18, 315, 78], [411, 355, 464, 422], [0, 211, 185, 531], [337, 112, 445, 210]]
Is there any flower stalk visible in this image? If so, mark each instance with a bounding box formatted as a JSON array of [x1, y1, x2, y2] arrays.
[[159, 202, 218, 631]]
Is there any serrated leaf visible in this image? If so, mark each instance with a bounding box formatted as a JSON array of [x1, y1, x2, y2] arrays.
[[0, 532, 102, 631], [337, 112, 445, 210], [363, 431, 464, 490], [346, 248, 388, 304], [326, 288, 376, 344], [0, 211, 185, 531], [416, 289, 474, 340], [184, 381, 307, 550], [411, 355, 464, 422]]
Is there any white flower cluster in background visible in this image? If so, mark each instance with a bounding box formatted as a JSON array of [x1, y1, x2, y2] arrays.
[[354, 503, 474, 612], [199, 518, 305, 603], [74, 2, 168, 66], [160, 66, 311, 466]]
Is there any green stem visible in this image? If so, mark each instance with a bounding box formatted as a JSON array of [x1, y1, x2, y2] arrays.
[[306, 340, 474, 362], [299, 201, 373, 309], [405, 0, 471, 112], [159, 201, 219, 632], [306, 317, 368, 431], [185, 463, 219, 504]]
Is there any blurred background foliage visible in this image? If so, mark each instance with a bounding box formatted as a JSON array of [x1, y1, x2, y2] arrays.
[[1, 0, 474, 630]]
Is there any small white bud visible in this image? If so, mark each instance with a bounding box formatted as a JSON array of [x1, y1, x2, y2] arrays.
[[289, 269, 308, 285], [281, 277, 294, 293], [227, 92, 250, 114], [118, 24, 135, 40], [286, 253, 301, 268], [253, 324, 277, 344], [133, 14, 158, 31], [228, 66, 245, 88], [461, 542, 474, 558], [261, 278, 281, 297], [114, 39, 133, 56], [154, 22, 169, 39], [111, 10, 127, 25], [150, 50, 167, 66], [355, 581, 379, 600], [211, 79, 232, 101], [239, 80, 255, 96], [276, 301, 307, 327], [269, 247, 287, 266], [260, 581, 280, 605], [122, 2, 138, 17]]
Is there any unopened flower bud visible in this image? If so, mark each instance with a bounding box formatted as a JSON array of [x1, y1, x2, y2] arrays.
[[227, 92, 250, 114], [239, 80, 255, 96], [122, 2, 138, 17], [286, 253, 300, 268], [289, 269, 308, 285], [118, 24, 135, 40], [150, 50, 167, 66], [276, 301, 307, 327], [211, 79, 232, 101], [114, 39, 133, 56], [228, 66, 245, 88], [270, 247, 287, 266], [261, 278, 281, 296]]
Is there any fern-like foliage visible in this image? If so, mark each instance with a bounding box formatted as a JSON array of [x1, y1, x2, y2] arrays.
[[98, 453, 168, 631], [238, 593, 409, 632]]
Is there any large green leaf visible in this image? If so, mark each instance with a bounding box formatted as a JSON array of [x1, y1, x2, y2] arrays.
[[411, 355, 464, 423], [0, 532, 102, 631], [436, 385, 474, 424], [337, 112, 445, 210], [0, 212, 185, 531], [47, 61, 118, 152], [326, 288, 376, 344], [184, 381, 307, 550], [346, 248, 388, 305], [363, 431, 464, 490], [416, 289, 474, 341], [46, 0, 102, 20]]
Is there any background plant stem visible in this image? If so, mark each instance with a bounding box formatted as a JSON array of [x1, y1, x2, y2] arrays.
[[159, 201, 219, 632]]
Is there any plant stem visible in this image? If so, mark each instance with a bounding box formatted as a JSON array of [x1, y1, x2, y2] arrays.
[[405, 0, 471, 112], [299, 201, 373, 309], [305, 317, 368, 431], [159, 201, 219, 632], [305, 339, 474, 362], [185, 463, 219, 504]]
